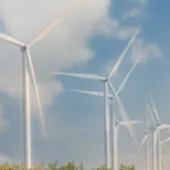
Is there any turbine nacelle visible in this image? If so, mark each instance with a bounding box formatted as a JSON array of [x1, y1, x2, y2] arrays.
[[103, 78, 109, 82], [20, 46, 28, 51]]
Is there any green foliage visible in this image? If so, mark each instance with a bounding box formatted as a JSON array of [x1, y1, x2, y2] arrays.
[[48, 160, 58, 170], [59, 161, 78, 170], [0, 161, 135, 170], [96, 164, 111, 170], [119, 164, 135, 170]]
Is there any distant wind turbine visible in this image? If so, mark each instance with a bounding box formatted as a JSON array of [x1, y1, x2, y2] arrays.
[[149, 94, 162, 170], [110, 96, 143, 170], [0, 2, 81, 169], [70, 59, 141, 170], [147, 94, 170, 170], [51, 28, 140, 168], [111, 101, 143, 170], [138, 108, 150, 170]]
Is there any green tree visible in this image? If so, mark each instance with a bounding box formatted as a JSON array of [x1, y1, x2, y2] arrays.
[[48, 160, 58, 170], [119, 164, 135, 170], [131, 165, 135, 170], [96, 164, 111, 170], [66, 161, 77, 170]]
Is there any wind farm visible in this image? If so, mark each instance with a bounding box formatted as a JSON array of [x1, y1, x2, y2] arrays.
[[0, 0, 169, 170]]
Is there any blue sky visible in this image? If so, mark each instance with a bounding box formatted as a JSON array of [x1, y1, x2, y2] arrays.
[[0, 0, 170, 169]]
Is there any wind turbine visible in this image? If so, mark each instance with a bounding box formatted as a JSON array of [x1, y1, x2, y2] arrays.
[[70, 58, 141, 170], [138, 109, 150, 170], [51, 28, 140, 168], [0, 3, 81, 169], [149, 94, 162, 170], [147, 94, 170, 170], [111, 103, 143, 170], [69, 91, 142, 170]]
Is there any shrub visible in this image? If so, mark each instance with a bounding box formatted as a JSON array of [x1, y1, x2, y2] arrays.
[[0, 161, 135, 170]]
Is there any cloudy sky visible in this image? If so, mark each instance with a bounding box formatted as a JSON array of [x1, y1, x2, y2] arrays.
[[0, 0, 170, 169]]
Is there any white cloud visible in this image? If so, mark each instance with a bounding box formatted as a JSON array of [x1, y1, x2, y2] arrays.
[[0, 0, 136, 107], [131, 38, 162, 64], [129, 0, 148, 5], [95, 17, 138, 40], [122, 9, 143, 20]]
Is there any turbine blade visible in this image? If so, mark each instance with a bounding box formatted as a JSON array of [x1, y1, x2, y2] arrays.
[[117, 59, 139, 94], [146, 111, 150, 129], [149, 93, 161, 124], [70, 89, 103, 97], [130, 120, 144, 124], [51, 72, 106, 81], [26, 49, 46, 139], [112, 100, 119, 122], [119, 120, 143, 126], [108, 80, 138, 146], [113, 113, 119, 122], [29, 1, 81, 46], [0, 33, 25, 47], [161, 137, 170, 144], [138, 133, 148, 151], [146, 98, 156, 127], [158, 124, 170, 130], [70, 89, 113, 98], [108, 27, 140, 79]]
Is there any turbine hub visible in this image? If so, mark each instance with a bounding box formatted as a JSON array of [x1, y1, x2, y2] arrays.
[[20, 46, 27, 51], [103, 78, 108, 82], [115, 121, 119, 125]]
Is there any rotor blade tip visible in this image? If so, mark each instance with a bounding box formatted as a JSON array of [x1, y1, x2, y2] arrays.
[[50, 71, 58, 75], [69, 89, 75, 92]]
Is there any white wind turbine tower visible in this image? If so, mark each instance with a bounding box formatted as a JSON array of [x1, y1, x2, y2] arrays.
[[159, 137, 170, 169], [138, 107, 151, 170], [70, 58, 141, 170], [146, 99, 157, 170], [147, 94, 170, 170], [51, 28, 140, 168], [0, 3, 80, 169], [112, 112, 143, 170]]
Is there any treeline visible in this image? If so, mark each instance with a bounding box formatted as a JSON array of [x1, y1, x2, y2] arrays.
[[0, 160, 135, 170]]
